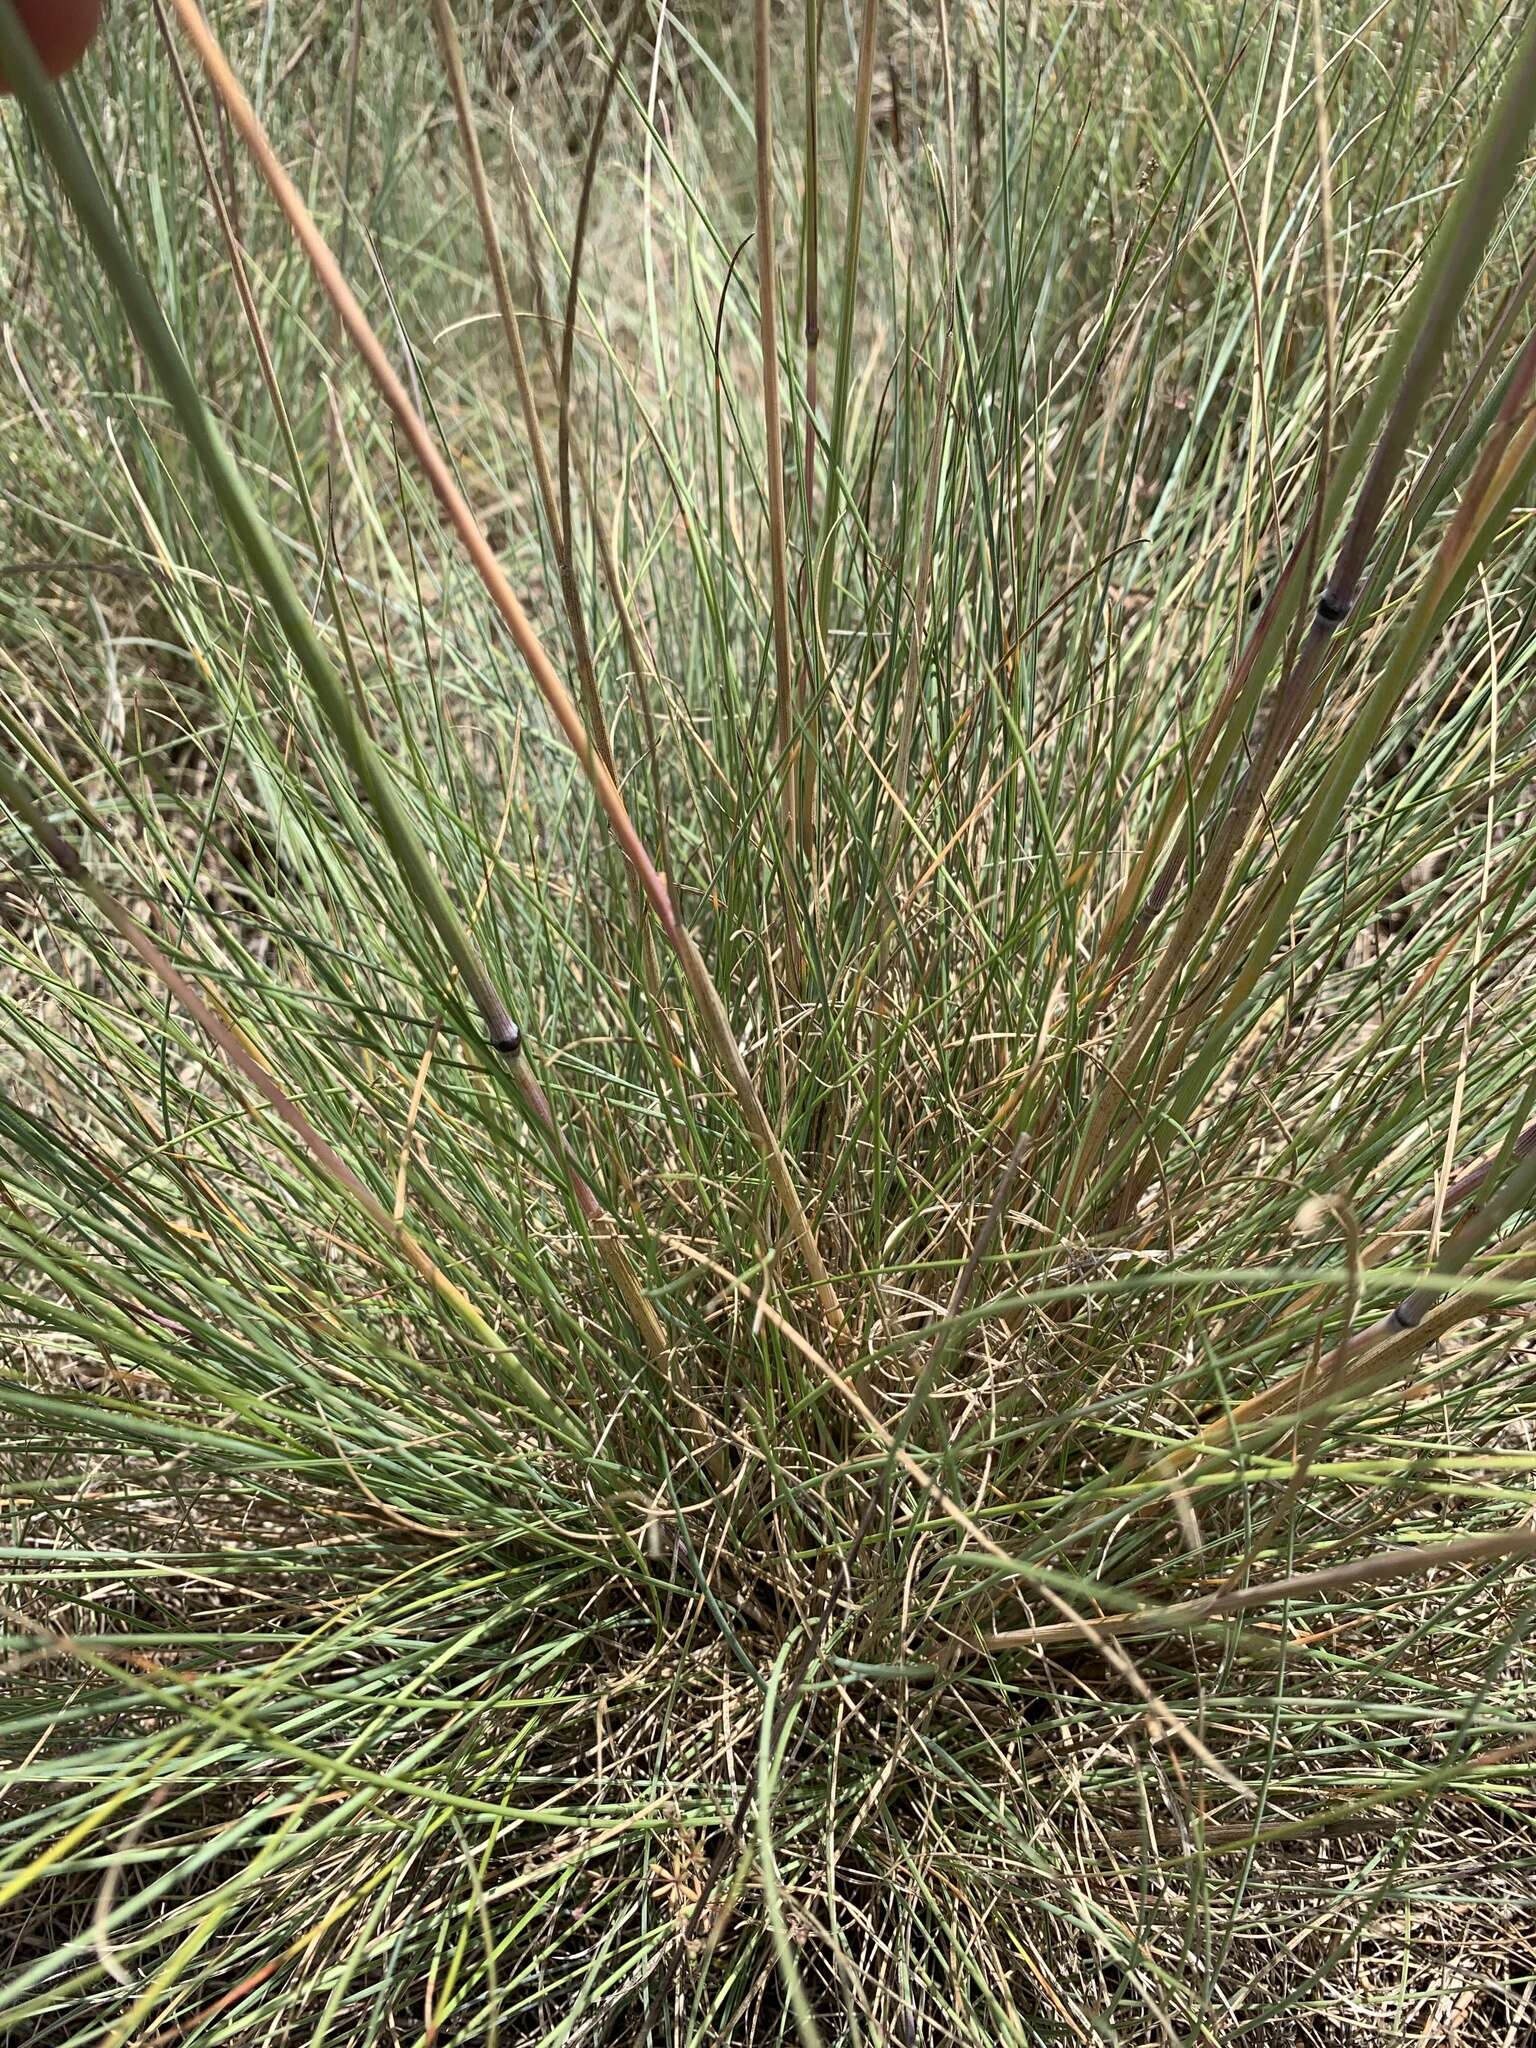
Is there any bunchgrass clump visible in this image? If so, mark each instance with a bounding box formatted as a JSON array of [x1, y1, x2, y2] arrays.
[[6, 1, 1536, 2039]]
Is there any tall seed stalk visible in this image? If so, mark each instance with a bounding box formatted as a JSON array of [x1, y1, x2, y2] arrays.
[[425, 0, 674, 1046], [800, 0, 823, 534], [752, 0, 799, 864], [554, 0, 644, 787], [155, 0, 845, 1336], [1128, 313, 1536, 1205], [0, 0, 671, 1365], [1104, 1, 1536, 950], [1060, 0, 1536, 1217], [806, 0, 881, 866]]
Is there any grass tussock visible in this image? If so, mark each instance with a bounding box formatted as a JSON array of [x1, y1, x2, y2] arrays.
[[6, 1, 1536, 2040]]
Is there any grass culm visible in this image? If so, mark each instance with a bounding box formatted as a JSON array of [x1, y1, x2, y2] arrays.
[[6, 1, 1536, 2041]]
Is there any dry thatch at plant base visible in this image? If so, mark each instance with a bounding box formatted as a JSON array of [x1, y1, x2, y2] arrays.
[[6, 0, 1536, 2040]]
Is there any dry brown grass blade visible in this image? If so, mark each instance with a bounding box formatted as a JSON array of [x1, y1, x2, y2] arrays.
[[986, 1525, 1536, 1652]]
